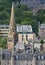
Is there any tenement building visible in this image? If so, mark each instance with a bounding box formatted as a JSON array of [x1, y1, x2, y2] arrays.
[[1, 50, 45, 65]]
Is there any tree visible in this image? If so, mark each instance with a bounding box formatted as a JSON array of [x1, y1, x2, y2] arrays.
[[21, 11, 38, 34], [36, 9, 45, 24], [0, 37, 7, 49], [40, 40, 44, 52]]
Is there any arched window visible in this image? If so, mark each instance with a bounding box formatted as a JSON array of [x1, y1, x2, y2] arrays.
[[26, 35, 28, 41], [22, 34, 23, 41]]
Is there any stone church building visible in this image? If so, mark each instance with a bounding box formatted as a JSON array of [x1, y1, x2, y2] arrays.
[[7, 1, 34, 51]]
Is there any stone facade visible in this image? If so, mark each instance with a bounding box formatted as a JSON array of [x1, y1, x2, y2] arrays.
[[7, 2, 18, 51], [18, 33, 34, 44], [1, 51, 45, 65], [17, 25, 34, 44]]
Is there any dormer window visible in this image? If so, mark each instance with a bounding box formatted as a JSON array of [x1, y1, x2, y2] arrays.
[[41, 56, 44, 60], [16, 55, 18, 59], [38, 56, 40, 60]]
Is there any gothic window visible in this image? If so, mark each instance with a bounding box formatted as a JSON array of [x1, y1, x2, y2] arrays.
[[2, 54, 5, 59], [22, 34, 23, 41], [26, 35, 28, 41]]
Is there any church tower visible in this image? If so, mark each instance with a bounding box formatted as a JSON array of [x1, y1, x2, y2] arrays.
[[7, 1, 18, 51]]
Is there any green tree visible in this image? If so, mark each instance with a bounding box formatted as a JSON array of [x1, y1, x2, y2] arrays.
[[36, 9, 45, 24], [40, 40, 44, 52], [21, 11, 38, 34], [0, 37, 7, 49]]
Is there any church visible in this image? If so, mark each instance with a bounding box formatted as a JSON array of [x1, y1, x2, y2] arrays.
[[7, 1, 34, 51]]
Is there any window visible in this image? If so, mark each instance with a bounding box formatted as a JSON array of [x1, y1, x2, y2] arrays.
[[22, 34, 23, 41], [16, 55, 18, 59], [2, 54, 5, 59], [38, 56, 40, 60], [41, 56, 44, 60], [26, 35, 28, 41]]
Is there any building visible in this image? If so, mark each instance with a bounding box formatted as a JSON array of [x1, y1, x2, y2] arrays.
[[7, 2, 18, 51], [0, 50, 45, 65], [19, 0, 45, 14], [0, 25, 33, 43], [20, 0, 40, 8], [0, 25, 9, 37], [17, 25, 34, 44], [0, 1, 45, 65], [39, 24, 45, 40], [6, 1, 34, 51]]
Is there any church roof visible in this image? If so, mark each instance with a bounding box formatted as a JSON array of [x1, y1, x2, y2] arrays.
[[17, 25, 33, 33], [14, 42, 24, 50]]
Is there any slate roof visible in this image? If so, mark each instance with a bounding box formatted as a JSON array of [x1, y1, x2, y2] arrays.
[[2, 49, 11, 60], [14, 42, 24, 50], [37, 53, 45, 60], [40, 24, 45, 28], [15, 53, 33, 60], [3, 53, 11, 60], [0, 50, 45, 60], [0, 25, 9, 28], [17, 25, 32, 33], [0, 25, 33, 33]]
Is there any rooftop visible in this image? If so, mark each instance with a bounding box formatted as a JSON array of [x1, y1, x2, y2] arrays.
[[0, 25, 33, 33], [17, 25, 32, 33], [40, 24, 45, 28]]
